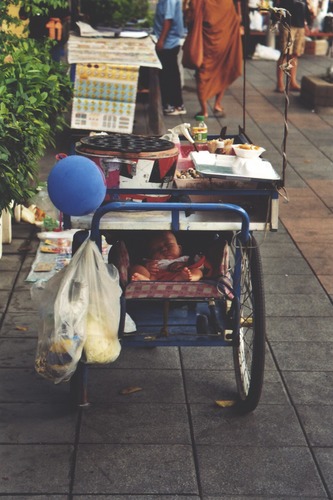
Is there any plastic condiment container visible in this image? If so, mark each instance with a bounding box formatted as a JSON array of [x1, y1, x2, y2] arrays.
[[192, 115, 208, 143]]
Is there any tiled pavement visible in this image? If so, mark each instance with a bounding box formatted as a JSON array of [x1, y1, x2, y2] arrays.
[[0, 53, 333, 498]]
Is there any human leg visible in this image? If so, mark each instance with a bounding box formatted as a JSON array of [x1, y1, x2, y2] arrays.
[[214, 90, 225, 111], [276, 56, 286, 92], [130, 264, 151, 281], [156, 49, 170, 109], [276, 23, 292, 92], [157, 47, 184, 111], [289, 56, 301, 90], [276, 26, 304, 92]]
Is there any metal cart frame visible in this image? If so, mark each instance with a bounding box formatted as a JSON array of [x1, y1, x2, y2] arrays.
[[68, 170, 278, 413]]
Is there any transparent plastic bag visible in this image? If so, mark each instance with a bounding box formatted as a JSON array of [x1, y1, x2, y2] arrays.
[[31, 240, 90, 383], [83, 250, 121, 364], [31, 239, 121, 383]]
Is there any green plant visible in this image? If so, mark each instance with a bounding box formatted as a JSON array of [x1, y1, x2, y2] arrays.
[[0, 1, 73, 212], [80, 0, 151, 28]]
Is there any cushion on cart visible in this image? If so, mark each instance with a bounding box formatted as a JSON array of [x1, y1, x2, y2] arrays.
[[124, 280, 223, 300]]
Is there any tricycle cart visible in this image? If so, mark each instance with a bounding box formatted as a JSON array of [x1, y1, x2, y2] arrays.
[[66, 128, 282, 414]]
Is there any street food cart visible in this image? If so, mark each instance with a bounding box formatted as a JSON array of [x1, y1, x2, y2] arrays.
[[62, 13, 287, 413], [64, 129, 282, 414]]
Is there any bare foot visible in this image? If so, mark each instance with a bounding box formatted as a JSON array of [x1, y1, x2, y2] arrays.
[[172, 267, 193, 281], [195, 111, 208, 118], [290, 84, 301, 91], [131, 272, 150, 281]]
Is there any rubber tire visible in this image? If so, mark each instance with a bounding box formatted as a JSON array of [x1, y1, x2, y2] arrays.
[[232, 235, 266, 413]]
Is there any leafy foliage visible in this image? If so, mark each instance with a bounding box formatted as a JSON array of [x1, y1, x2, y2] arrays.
[[80, 0, 151, 27], [0, 31, 73, 211], [0, 1, 72, 212]]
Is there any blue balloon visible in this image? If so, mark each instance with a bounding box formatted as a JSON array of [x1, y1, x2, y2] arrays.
[[48, 156, 106, 216]]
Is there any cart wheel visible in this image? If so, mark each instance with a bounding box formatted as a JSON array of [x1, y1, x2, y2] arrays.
[[231, 235, 266, 413]]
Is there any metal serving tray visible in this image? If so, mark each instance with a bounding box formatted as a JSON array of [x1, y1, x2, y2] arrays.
[[190, 151, 280, 183]]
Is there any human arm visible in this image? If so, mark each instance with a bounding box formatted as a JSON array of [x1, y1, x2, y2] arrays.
[[156, 19, 173, 51], [144, 259, 161, 275]]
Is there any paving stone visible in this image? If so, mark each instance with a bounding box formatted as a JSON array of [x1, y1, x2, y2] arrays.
[[72, 444, 198, 495], [111, 345, 181, 369], [6, 290, 35, 313], [0, 444, 72, 494], [0, 271, 17, 291], [1, 238, 37, 255], [270, 341, 333, 371], [317, 271, 333, 294], [263, 273, 324, 295], [313, 448, 333, 497], [260, 241, 301, 259], [184, 368, 287, 406], [180, 346, 235, 370], [283, 371, 333, 405], [265, 293, 333, 317], [282, 217, 333, 244], [197, 445, 327, 497], [1, 496, 66, 500], [12, 266, 35, 290], [205, 497, 305, 500], [0, 403, 78, 443], [0, 291, 9, 313], [0, 368, 70, 404], [80, 402, 191, 444], [0, 254, 23, 272], [297, 405, 333, 446], [180, 345, 275, 371], [190, 403, 306, 446], [0, 312, 39, 338], [266, 316, 333, 342], [0, 337, 38, 368], [86, 368, 186, 404], [74, 497, 199, 500], [259, 256, 313, 275]]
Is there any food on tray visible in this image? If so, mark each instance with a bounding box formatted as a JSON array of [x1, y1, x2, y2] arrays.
[[232, 144, 265, 159], [207, 139, 222, 153], [206, 138, 234, 154], [238, 143, 260, 150], [175, 167, 200, 179], [221, 138, 234, 154]]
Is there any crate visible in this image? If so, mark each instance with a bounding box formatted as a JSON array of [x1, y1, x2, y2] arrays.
[[304, 39, 329, 55]]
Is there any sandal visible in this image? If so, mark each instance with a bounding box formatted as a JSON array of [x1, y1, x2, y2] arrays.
[[194, 112, 208, 119], [213, 108, 226, 118]]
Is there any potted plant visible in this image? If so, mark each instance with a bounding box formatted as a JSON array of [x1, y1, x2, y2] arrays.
[[0, 0, 73, 214]]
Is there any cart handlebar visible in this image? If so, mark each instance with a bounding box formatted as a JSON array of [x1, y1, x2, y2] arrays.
[[90, 201, 250, 245]]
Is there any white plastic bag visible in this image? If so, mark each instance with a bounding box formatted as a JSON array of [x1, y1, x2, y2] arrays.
[[32, 240, 90, 383], [253, 43, 280, 61], [83, 249, 121, 364], [249, 11, 264, 31], [31, 239, 121, 383]]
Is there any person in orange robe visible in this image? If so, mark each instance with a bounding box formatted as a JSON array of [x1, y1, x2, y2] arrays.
[[185, 0, 243, 118]]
